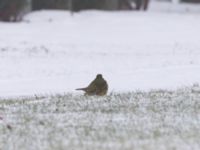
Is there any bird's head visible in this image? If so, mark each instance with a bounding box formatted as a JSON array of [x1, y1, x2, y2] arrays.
[[96, 74, 103, 79]]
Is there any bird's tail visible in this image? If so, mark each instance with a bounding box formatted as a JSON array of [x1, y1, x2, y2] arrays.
[[76, 88, 86, 91]]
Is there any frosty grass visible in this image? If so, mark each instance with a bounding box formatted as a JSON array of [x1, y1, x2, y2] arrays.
[[1, 85, 200, 150]]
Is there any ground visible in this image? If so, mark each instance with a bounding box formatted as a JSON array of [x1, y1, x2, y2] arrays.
[[0, 1, 200, 150], [1, 86, 200, 150]]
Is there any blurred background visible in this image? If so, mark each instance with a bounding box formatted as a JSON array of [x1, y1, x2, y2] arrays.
[[0, 0, 199, 22]]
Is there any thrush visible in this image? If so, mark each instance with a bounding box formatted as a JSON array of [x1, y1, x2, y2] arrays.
[[76, 74, 108, 96]]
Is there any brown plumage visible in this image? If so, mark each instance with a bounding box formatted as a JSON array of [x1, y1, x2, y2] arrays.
[[76, 74, 108, 96]]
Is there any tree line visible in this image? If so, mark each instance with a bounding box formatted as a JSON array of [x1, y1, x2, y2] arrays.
[[0, 0, 149, 22]]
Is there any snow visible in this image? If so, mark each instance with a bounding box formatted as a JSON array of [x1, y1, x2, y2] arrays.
[[0, 1, 200, 97]]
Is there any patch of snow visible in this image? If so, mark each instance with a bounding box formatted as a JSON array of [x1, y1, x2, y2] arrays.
[[0, 1, 200, 97]]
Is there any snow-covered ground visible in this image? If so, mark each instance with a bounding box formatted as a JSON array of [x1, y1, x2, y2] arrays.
[[1, 87, 200, 150], [0, 1, 200, 97]]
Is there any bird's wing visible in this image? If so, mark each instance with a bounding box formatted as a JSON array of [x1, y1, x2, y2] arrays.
[[85, 81, 98, 94]]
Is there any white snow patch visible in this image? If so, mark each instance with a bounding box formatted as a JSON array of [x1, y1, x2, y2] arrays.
[[0, 1, 200, 97]]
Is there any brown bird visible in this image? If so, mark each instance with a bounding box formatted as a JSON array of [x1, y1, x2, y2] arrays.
[[76, 74, 108, 96]]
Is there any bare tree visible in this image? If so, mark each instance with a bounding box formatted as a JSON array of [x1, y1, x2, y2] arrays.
[[0, 0, 30, 22], [135, 0, 149, 10]]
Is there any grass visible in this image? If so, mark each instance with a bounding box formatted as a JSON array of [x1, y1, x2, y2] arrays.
[[1, 85, 200, 150]]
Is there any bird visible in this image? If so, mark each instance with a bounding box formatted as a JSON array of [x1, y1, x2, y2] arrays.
[[76, 74, 108, 96]]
